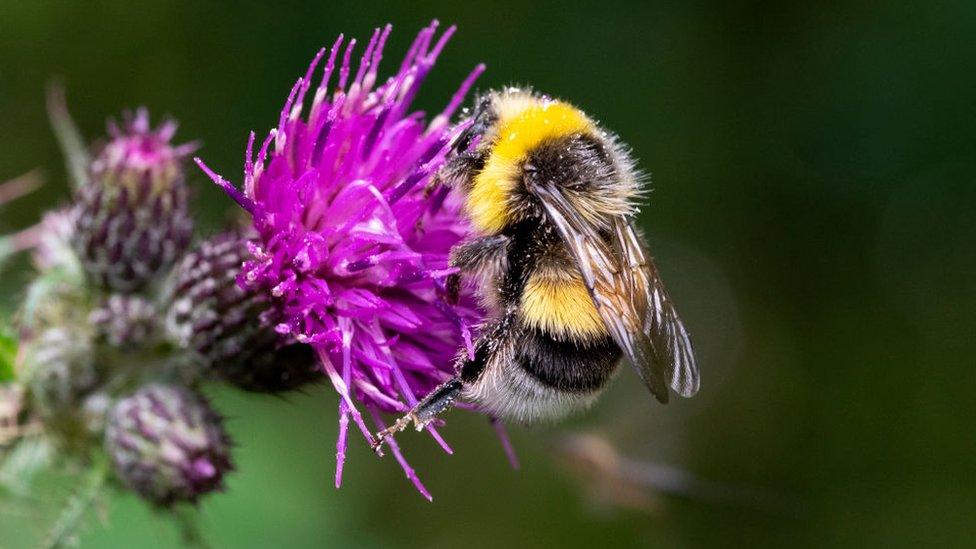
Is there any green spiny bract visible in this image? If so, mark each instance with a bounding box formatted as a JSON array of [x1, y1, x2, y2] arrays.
[[22, 326, 97, 420]]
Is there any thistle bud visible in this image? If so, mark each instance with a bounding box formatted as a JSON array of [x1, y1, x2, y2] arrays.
[[104, 384, 232, 506], [24, 327, 97, 418], [166, 233, 318, 392], [33, 207, 78, 274], [72, 109, 195, 292], [90, 294, 158, 347], [0, 385, 25, 446], [81, 392, 112, 435]]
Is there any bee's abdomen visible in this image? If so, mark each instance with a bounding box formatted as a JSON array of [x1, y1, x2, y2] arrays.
[[518, 328, 621, 393]]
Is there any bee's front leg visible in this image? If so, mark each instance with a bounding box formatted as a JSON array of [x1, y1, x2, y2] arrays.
[[444, 234, 510, 304], [372, 308, 517, 453], [373, 377, 464, 452], [424, 150, 484, 196]]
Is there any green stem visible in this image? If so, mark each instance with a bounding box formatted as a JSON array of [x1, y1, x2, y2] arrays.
[[173, 506, 211, 549], [43, 459, 108, 549], [45, 82, 90, 191]]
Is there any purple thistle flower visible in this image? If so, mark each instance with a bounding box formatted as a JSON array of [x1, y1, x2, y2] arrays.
[[197, 22, 492, 498]]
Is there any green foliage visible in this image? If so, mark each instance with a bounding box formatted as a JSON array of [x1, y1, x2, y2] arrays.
[[0, 327, 14, 383], [43, 455, 108, 549], [0, 436, 55, 497]]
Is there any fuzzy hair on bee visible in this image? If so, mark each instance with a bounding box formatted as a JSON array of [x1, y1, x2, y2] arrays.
[[375, 87, 698, 448]]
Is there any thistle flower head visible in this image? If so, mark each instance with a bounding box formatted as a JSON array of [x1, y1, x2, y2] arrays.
[[73, 110, 195, 292], [105, 384, 232, 506], [197, 22, 487, 496]]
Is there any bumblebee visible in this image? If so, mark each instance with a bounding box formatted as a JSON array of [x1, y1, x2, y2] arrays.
[[375, 88, 698, 447]]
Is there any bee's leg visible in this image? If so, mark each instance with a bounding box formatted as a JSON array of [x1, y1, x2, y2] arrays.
[[443, 150, 484, 188], [372, 308, 517, 452], [450, 234, 510, 270], [373, 344, 485, 452], [444, 234, 510, 304], [424, 150, 485, 196], [374, 377, 464, 448], [444, 272, 462, 305]]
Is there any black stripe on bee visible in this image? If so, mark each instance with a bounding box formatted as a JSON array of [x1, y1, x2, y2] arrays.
[[499, 219, 555, 301], [518, 328, 622, 393]]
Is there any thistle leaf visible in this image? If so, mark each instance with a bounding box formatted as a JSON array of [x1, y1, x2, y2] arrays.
[[0, 436, 55, 496], [43, 457, 108, 549]]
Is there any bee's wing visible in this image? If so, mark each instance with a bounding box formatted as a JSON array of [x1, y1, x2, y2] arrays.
[[532, 184, 673, 403], [613, 217, 699, 397]]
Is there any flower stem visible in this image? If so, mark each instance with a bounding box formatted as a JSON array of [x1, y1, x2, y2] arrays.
[[173, 505, 211, 549], [43, 457, 108, 549], [45, 82, 90, 190]]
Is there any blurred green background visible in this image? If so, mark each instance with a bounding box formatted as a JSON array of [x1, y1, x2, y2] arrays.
[[2, 1, 975, 547]]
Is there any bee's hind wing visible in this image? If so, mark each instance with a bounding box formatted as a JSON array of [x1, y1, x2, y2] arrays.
[[532, 184, 673, 403]]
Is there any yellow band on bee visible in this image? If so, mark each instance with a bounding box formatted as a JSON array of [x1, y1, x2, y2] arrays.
[[520, 273, 607, 340], [467, 101, 594, 233]]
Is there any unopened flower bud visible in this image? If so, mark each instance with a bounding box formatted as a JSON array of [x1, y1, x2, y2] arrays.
[[32, 208, 78, 274], [166, 233, 318, 392], [81, 392, 113, 435], [90, 294, 158, 347], [24, 327, 97, 418], [105, 384, 232, 506], [72, 109, 195, 292], [0, 385, 25, 446]]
